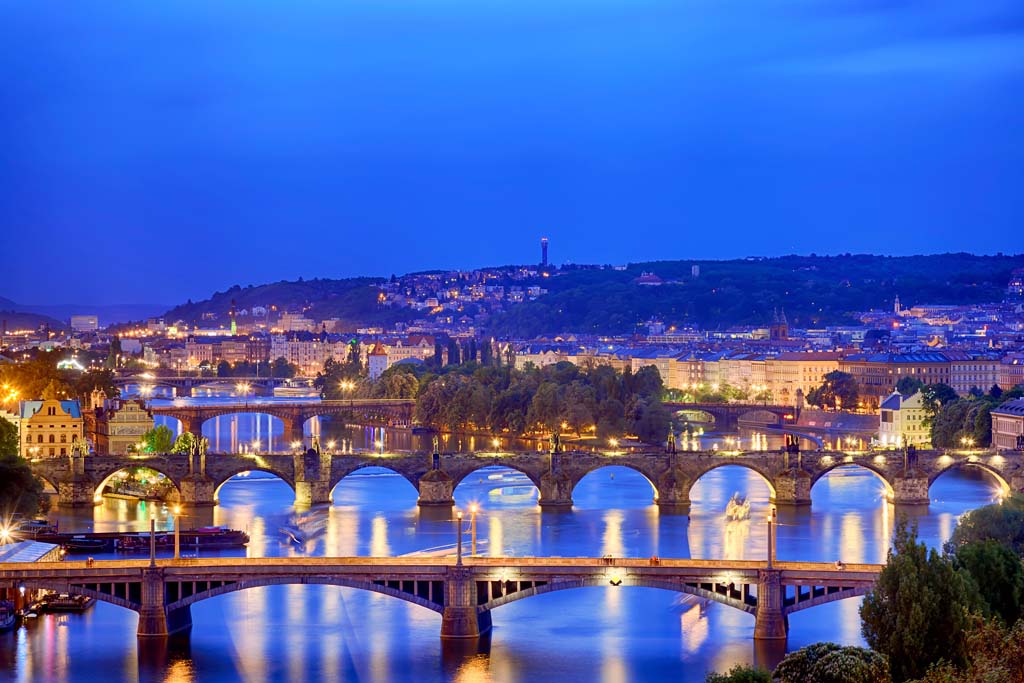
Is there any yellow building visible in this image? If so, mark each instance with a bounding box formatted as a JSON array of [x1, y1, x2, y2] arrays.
[[878, 390, 930, 447], [19, 399, 85, 458]]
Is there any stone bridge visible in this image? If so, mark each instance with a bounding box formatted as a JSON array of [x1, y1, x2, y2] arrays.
[[0, 556, 881, 641], [663, 402, 796, 430], [114, 376, 294, 398], [150, 398, 417, 438], [29, 447, 1024, 509]]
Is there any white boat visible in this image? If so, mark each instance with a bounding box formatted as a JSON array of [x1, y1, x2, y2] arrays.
[[725, 493, 750, 522]]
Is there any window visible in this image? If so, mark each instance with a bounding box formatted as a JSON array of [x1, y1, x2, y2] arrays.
[[49, 448, 55, 456], [49, 435, 55, 444], [60, 448, 66, 456], [37, 435, 43, 444]]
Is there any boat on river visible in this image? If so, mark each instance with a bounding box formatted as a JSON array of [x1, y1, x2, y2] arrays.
[[32, 527, 249, 553], [38, 593, 95, 613], [0, 602, 15, 633]]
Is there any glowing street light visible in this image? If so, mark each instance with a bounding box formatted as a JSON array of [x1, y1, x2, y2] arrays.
[[608, 437, 619, 450], [469, 503, 479, 556], [172, 505, 182, 560], [290, 440, 302, 452], [374, 439, 384, 453], [0, 526, 10, 544], [491, 437, 500, 450], [326, 440, 337, 452], [251, 438, 261, 453]]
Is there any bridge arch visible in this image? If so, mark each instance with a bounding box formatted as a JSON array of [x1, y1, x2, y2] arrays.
[[93, 464, 182, 504], [687, 462, 777, 499], [810, 461, 895, 498], [736, 409, 782, 427], [165, 576, 444, 615], [213, 467, 297, 503], [569, 464, 660, 504], [330, 464, 422, 499], [450, 463, 545, 493], [928, 459, 1011, 495], [480, 577, 755, 615]]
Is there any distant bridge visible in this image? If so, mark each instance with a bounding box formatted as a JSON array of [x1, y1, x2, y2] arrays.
[[114, 375, 296, 398], [149, 398, 417, 439], [29, 447, 1024, 509], [663, 402, 796, 430], [0, 556, 881, 641]]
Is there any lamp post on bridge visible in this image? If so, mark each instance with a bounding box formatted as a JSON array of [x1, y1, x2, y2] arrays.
[[173, 505, 182, 560], [149, 516, 157, 568], [766, 505, 777, 569], [469, 504, 478, 556], [455, 510, 464, 566]]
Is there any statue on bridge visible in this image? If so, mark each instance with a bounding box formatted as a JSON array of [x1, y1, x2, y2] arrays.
[[666, 429, 676, 454], [549, 431, 561, 455], [311, 435, 321, 455]]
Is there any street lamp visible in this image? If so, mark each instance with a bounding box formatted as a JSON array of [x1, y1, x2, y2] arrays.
[[251, 438, 261, 454], [455, 511, 464, 566], [290, 440, 303, 452], [0, 526, 10, 545], [469, 503, 479, 556], [608, 437, 619, 450], [173, 505, 182, 560]]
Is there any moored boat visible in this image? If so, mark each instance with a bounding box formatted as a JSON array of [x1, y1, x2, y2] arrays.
[[38, 593, 95, 613], [0, 602, 16, 632]]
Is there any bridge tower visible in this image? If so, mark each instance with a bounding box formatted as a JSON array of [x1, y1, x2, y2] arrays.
[[137, 568, 192, 637], [441, 567, 492, 638]]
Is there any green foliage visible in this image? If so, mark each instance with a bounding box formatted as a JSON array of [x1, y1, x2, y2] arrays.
[[930, 398, 994, 448], [271, 357, 298, 379], [489, 254, 1024, 335], [947, 495, 1024, 557], [704, 664, 770, 683], [0, 454, 47, 516], [142, 425, 175, 453], [807, 371, 859, 409], [908, 617, 1024, 683], [774, 643, 890, 683], [0, 352, 119, 403], [860, 521, 978, 682], [952, 540, 1024, 624], [170, 432, 198, 454], [896, 377, 926, 396], [412, 360, 667, 443], [0, 416, 18, 456]]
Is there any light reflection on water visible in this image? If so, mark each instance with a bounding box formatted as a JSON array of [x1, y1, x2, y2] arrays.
[[5, 460, 1004, 683]]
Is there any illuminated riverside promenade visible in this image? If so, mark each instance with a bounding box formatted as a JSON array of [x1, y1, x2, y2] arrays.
[[29, 447, 1022, 509], [0, 555, 880, 641]]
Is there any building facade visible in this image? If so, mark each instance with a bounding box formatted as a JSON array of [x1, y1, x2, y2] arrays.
[[19, 399, 85, 458], [877, 390, 930, 447], [992, 399, 1024, 450]]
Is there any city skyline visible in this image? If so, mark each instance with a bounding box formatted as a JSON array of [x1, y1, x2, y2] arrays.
[[3, 1, 1023, 305]]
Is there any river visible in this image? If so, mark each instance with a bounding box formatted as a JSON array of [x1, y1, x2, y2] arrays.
[[0, 393, 1004, 683]]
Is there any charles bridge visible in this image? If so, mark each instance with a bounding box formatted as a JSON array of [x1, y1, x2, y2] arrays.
[[0, 555, 881, 641], [29, 446, 1024, 509]]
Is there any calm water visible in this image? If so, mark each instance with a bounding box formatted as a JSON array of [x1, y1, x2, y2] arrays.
[[0, 460, 1002, 683]]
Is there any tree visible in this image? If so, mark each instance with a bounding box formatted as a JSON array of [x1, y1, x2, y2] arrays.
[[896, 376, 926, 396], [860, 521, 978, 682], [0, 416, 18, 456], [142, 425, 175, 453], [271, 357, 297, 379], [704, 665, 770, 683], [947, 495, 1024, 557], [527, 382, 562, 432], [909, 617, 1024, 683], [774, 643, 890, 683], [807, 371, 859, 409], [217, 360, 232, 378], [953, 540, 1024, 624], [0, 454, 47, 516], [170, 432, 199, 454]]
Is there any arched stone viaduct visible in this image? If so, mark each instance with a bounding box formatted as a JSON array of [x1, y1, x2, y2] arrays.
[[149, 399, 417, 439], [30, 448, 1024, 510]]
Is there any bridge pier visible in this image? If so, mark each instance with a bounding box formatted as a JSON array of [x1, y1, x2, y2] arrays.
[[418, 470, 454, 507], [57, 481, 98, 507], [294, 450, 332, 507], [440, 568, 492, 639], [890, 472, 930, 506], [538, 472, 573, 509], [753, 569, 788, 640], [772, 470, 811, 507], [655, 471, 690, 512], [137, 568, 192, 638], [178, 475, 216, 507]]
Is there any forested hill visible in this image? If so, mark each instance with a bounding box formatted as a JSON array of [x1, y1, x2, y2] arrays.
[[487, 253, 1024, 336], [163, 277, 414, 328]]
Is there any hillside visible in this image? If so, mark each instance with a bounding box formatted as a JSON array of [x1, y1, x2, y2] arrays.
[[487, 253, 1024, 336], [163, 277, 416, 329]]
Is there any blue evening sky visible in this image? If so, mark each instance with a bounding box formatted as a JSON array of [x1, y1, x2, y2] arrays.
[[2, 1, 1022, 305]]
